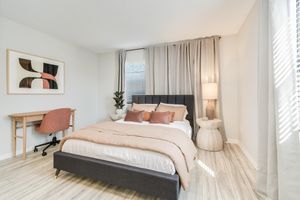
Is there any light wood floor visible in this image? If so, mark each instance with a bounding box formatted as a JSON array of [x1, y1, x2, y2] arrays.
[[0, 144, 260, 200]]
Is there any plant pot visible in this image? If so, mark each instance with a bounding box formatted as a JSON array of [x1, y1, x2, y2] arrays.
[[116, 109, 123, 115]]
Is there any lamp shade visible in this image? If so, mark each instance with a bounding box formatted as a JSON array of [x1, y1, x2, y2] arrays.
[[202, 83, 218, 100]]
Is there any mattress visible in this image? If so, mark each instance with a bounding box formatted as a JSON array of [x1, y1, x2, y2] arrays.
[[62, 120, 192, 175]]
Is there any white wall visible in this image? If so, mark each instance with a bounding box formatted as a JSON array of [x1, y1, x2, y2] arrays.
[[219, 36, 240, 142], [216, 1, 260, 169], [0, 17, 101, 160], [98, 52, 118, 120], [218, 1, 259, 168], [236, 1, 259, 168]]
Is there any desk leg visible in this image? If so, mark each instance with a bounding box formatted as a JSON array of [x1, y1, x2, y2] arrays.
[[12, 118, 16, 157], [22, 118, 27, 160], [62, 130, 66, 137], [71, 112, 75, 132]]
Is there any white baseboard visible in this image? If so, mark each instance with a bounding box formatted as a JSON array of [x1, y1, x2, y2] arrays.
[[0, 135, 63, 161], [226, 139, 258, 169], [0, 145, 38, 161]]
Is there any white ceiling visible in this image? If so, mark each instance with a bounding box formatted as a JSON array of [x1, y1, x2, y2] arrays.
[[0, 0, 256, 53]]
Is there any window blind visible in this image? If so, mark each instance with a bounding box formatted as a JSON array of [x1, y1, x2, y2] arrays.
[[297, 0, 300, 113], [124, 49, 145, 103]]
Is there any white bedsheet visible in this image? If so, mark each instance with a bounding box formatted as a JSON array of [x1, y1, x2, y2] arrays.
[[115, 119, 192, 138], [62, 120, 192, 175]]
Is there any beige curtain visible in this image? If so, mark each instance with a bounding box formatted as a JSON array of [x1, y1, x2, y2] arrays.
[[117, 50, 126, 92], [145, 43, 193, 95], [145, 36, 226, 140], [257, 0, 300, 199]]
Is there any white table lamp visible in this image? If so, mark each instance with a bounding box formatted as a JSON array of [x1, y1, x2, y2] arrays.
[[202, 83, 218, 120]]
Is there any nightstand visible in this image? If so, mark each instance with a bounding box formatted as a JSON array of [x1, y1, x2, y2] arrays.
[[196, 118, 223, 151]]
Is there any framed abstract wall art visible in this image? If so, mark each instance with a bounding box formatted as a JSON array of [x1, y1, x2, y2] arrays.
[[6, 49, 64, 94]]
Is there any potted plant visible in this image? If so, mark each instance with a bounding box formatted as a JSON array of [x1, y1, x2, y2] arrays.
[[113, 91, 125, 115]]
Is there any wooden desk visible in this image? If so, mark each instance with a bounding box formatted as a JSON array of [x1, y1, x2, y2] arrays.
[[9, 109, 76, 160]]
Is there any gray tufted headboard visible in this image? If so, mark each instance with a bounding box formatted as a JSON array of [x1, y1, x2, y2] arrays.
[[132, 95, 195, 139]]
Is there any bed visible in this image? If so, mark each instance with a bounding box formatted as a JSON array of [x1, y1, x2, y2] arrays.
[[53, 95, 195, 200]]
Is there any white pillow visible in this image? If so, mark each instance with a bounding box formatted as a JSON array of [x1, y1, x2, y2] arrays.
[[156, 103, 188, 121], [131, 103, 158, 112], [159, 103, 189, 116]]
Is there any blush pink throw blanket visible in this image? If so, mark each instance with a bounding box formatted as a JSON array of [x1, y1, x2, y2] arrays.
[[60, 121, 197, 189]]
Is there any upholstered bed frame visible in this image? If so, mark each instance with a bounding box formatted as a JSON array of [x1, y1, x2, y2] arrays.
[[53, 95, 194, 200], [132, 95, 195, 137]]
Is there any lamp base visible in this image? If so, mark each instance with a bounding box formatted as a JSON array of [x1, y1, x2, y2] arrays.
[[206, 100, 215, 120]]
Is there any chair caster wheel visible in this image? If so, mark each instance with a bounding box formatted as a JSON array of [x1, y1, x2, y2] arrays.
[[42, 152, 47, 156], [34, 147, 38, 152]]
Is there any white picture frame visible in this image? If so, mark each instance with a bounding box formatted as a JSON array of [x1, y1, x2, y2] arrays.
[[6, 49, 65, 95]]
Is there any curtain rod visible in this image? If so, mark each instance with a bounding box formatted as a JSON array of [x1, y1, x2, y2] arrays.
[[126, 48, 145, 52], [125, 36, 221, 52]]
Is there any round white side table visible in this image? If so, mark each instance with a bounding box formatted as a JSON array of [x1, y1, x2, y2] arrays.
[[196, 118, 223, 151]]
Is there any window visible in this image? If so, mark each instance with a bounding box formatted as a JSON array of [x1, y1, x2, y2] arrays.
[[297, 0, 300, 116], [296, 0, 300, 144], [125, 49, 145, 103]]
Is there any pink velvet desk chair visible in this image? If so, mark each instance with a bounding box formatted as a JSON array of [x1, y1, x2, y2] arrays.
[[34, 108, 71, 156]]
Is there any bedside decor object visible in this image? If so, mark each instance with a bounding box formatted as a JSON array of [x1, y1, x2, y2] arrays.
[[113, 91, 125, 114], [6, 49, 64, 94], [196, 118, 223, 151], [110, 113, 125, 121], [202, 82, 218, 120]]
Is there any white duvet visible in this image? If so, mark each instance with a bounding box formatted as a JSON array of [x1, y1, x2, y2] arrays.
[[62, 119, 192, 175]]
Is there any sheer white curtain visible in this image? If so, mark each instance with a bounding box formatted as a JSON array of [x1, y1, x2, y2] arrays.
[[257, 0, 300, 199], [256, 0, 278, 199], [145, 37, 226, 141]]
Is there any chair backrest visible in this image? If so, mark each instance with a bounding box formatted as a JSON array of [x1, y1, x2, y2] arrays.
[[37, 108, 71, 134]]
